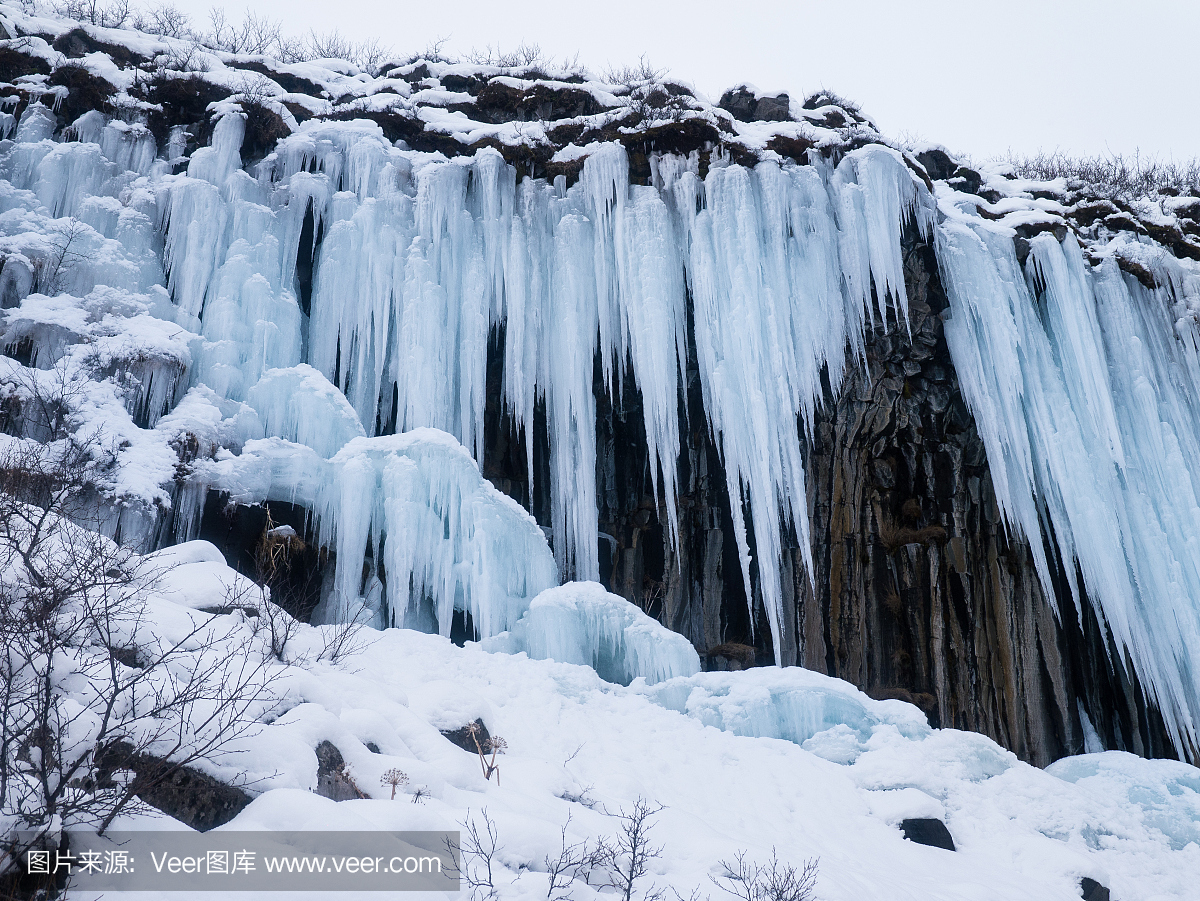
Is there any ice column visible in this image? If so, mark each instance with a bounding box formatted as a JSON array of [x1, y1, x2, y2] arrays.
[[937, 217, 1200, 753]]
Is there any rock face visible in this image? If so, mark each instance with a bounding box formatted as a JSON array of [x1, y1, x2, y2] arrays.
[[564, 228, 1175, 767], [898, 818, 956, 851]]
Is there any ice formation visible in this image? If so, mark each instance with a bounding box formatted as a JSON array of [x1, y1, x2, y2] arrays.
[[483, 582, 701, 685], [643, 665, 932, 748], [184, 429, 558, 631], [169, 121, 926, 658], [936, 210, 1200, 755], [2, 30, 1200, 757]]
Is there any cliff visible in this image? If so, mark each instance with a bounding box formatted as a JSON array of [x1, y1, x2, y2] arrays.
[[1, 1, 1198, 769]]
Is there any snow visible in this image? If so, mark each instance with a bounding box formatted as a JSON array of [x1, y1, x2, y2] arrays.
[[37, 544, 1200, 901]]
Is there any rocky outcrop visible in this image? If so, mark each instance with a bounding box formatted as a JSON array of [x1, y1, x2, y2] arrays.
[[791, 232, 1172, 765], [898, 818, 955, 851]]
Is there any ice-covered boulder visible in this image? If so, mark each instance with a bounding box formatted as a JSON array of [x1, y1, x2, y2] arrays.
[[1047, 751, 1200, 851], [483, 582, 701, 685], [642, 664, 932, 747]]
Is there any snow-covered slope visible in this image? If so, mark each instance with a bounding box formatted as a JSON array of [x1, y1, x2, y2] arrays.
[[75, 543, 1200, 901]]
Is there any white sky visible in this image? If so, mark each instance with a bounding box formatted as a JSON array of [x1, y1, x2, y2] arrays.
[[172, 0, 1197, 162]]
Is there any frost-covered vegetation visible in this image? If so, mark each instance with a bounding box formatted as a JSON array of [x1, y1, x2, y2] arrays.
[[1003, 150, 1200, 202], [40, 0, 396, 71]]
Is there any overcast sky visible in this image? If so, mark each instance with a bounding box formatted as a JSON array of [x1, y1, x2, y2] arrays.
[[172, 0, 1197, 162]]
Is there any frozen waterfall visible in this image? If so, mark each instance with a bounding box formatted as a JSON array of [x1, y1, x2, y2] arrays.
[[4, 98, 1200, 755], [936, 209, 1200, 755]]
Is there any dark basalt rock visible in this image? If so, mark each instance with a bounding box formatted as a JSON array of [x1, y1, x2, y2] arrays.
[[96, 742, 251, 831], [475, 78, 605, 124], [1014, 219, 1070, 242], [53, 26, 149, 68], [135, 73, 232, 155], [48, 63, 116, 128], [1114, 253, 1159, 290], [719, 86, 791, 123], [1080, 877, 1111, 901], [915, 148, 956, 181], [718, 86, 757, 121], [440, 73, 486, 95], [0, 46, 51, 82], [899, 818, 955, 851], [240, 100, 291, 166], [948, 166, 984, 195], [705, 642, 758, 671], [441, 718, 490, 753], [766, 133, 815, 164], [229, 59, 328, 98], [315, 740, 366, 800]]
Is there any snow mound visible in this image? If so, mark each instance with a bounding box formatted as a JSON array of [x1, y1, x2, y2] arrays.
[[1047, 751, 1200, 851], [483, 582, 701, 685], [643, 665, 930, 747], [83, 547, 1199, 900]]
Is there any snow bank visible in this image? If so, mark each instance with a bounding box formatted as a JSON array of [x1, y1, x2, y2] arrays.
[[62, 545, 1196, 901]]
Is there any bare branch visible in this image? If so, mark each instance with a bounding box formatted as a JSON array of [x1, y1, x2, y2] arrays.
[[711, 849, 819, 901]]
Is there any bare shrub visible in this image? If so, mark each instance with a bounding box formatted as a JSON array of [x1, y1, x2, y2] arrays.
[[387, 36, 457, 69], [203, 8, 281, 56], [249, 586, 301, 663], [30, 218, 89, 297], [466, 42, 546, 69], [1002, 150, 1200, 201], [604, 57, 690, 124], [152, 41, 210, 74], [712, 849, 819, 901], [604, 55, 666, 88], [131, 2, 193, 39], [0, 426, 281, 881], [596, 798, 665, 901], [54, 0, 131, 28], [305, 30, 392, 72], [449, 808, 503, 901], [802, 89, 861, 114], [544, 812, 605, 900]]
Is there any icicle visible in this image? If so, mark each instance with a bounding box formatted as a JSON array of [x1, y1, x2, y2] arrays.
[[937, 216, 1200, 754], [198, 429, 558, 633], [187, 112, 245, 186]]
